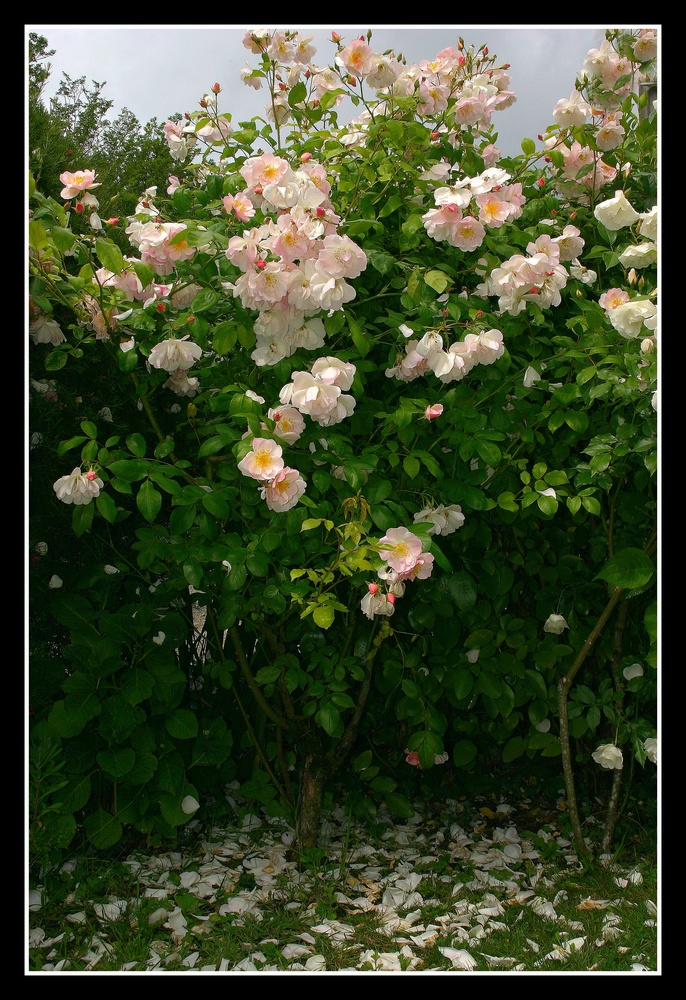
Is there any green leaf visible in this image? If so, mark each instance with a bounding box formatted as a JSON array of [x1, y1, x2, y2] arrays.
[[452, 739, 477, 767], [72, 502, 95, 537], [370, 776, 398, 794], [596, 548, 654, 589], [95, 238, 124, 274], [288, 80, 307, 107], [202, 492, 231, 518], [424, 269, 452, 294], [165, 709, 198, 740], [191, 288, 220, 312], [183, 559, 204, 589], [353, 750, 373, 771], [521, 137, 536, 155], [159, 793, 191, 828], [313, 605, 335, 630], [378, 195, 403, 218], [51, 227, 77, 252], [130, 261, 154, 288], [384, 791, 415, 819], [316, 702, 340, 736], [503, 736, 525, 762], [212, 321, 238, 355], [121, 669, 155, 706], [537, 494, 558, 516], [256, 664, 281, 685], [95, 491, 118, 524], [136, 480, 162, 523], [403, 455, 420, 479], [246, 552, 270, 577], [525, 669, 548, 701], [84, 808, 123, 849], [96, 747, 135, 779], [126, 433, 147, 457], [448, 572, 477, 610], [172, 188, 192, 213], [454, 669, 473, 700], [29, 219, 49, 249]]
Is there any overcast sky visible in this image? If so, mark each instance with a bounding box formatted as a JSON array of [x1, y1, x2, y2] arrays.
[[28, 24, 648, 158]]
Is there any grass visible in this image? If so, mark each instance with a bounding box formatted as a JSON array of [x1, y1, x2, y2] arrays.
[[27, 778, 659, 974]]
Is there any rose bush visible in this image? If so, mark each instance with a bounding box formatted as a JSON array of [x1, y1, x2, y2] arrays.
[[28, 27, 658, 859]]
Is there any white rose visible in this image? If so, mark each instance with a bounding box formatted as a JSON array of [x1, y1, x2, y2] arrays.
[[637, 206, 657, 242], [594, 190, 641, 230], [618, 243, 657, 269], [544, 613, 568, 634], [592, 743, 623, 770], [643, 737, 657, 765], [608, 299, 657, 339]]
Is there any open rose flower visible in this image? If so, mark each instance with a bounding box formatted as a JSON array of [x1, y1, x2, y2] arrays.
[[148, 336, 203, 372], [592, 744, 623, 770], [53, 467, 104, 505], [59, 169, 101, 199], [643, 737, 657, 764]]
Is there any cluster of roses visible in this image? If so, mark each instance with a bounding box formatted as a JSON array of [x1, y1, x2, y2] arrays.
[[236, 356, 357, 512], [476, 226, 586, 317], [546, 30, 656, 203], [236, 28, 515, 142], [385, 326, 505, 385], [594, 189, 658, 346], [420, 165, 524, 252], [361, 502, 466, 621], [220, 151, 367, 368]]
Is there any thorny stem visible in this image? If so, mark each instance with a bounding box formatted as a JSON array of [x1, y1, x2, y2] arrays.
[[558, 584, 624, 855], [601, 600, 630, 853], [227, 625, 289, 729], [232, 684, 293, 811]]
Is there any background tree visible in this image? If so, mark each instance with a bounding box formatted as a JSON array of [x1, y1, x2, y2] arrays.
[[28, 33, 176, 239]]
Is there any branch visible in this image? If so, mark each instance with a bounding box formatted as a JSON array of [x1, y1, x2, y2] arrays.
[[227, 624, 289, 728]]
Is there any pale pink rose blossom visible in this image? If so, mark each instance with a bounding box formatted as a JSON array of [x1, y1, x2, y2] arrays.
[[237, 437, 284, 481], [413, 503, 464, 535], [240, 153, 291, 190], [422, 203, 464, 244], [592, 744, 623, 770], [148, 336, 203, 372], [476, 191, 511, 229], [260, 467, 307, 511], [424, 404, 443, 421], [267, 405, 305, 444], [222, 192, 256, 223], [595, 116, 625, 151], [336, 38, 374, 79], [450, 216, 486, 251], [59, 169, 101, 199], [594, 190, 641, 230], [633, 30, 658, 63], [378, 527, 424, 575], [618, 243, 657, 269], [599, 287, 630, 312], [552, 225, 585, 262], [462, 329, 504, 365], [310, 356, 356, 390], [481, 143, 501, 166]]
